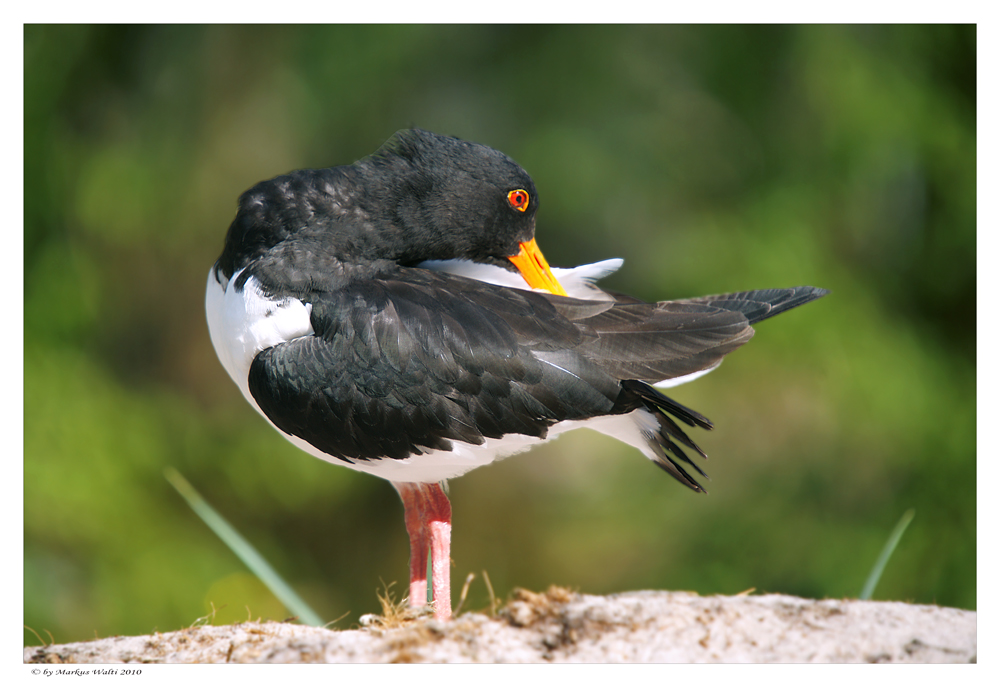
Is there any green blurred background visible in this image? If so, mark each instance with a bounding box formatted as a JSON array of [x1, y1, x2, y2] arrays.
[[24, 25, 975, 645]]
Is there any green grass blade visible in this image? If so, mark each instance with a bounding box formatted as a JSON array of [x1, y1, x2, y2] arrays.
[[165, 467, 325, 627], [860, 509, 915, 601]]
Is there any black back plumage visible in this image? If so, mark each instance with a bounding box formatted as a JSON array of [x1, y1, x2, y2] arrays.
[[218, 129, 829, 493]]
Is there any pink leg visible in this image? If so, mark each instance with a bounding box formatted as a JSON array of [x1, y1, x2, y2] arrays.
[[393, 482, 453, 620], [403, 507, 429, 609]]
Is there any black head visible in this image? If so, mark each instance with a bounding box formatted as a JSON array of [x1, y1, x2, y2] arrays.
[[359, 129, 540, 266], [214, 129, 540, 285]]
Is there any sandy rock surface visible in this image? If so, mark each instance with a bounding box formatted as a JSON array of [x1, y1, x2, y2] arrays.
[[24, 588, 976, 664]]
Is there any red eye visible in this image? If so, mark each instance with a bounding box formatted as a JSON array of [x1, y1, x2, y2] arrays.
[[507, 189, 530, 212]]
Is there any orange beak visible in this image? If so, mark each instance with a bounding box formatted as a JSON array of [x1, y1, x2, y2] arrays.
[[508, 238, 568, 297]]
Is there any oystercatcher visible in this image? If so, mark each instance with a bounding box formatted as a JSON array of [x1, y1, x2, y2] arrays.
[[206, 129, 827, 621]]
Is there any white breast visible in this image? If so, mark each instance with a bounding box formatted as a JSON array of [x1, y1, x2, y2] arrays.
[[205, 268, 313, 406]]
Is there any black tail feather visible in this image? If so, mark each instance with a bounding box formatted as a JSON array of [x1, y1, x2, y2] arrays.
[[661, 436, 709, 479], [652, 453, 708, 493], [621, 379, 713, 430], [619, 379, 713, 492], [650, 407, 708, 459]]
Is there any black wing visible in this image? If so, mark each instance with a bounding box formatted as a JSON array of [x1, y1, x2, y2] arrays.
[[247, 268, 827, 483], [570, 285, 829, 381], [247, 269, 620, 462]]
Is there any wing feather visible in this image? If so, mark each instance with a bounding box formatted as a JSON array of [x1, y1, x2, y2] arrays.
[[247, 266, 827, 492]]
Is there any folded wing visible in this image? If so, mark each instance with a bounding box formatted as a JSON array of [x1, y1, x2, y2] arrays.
[[247, 268, 827, 490]]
